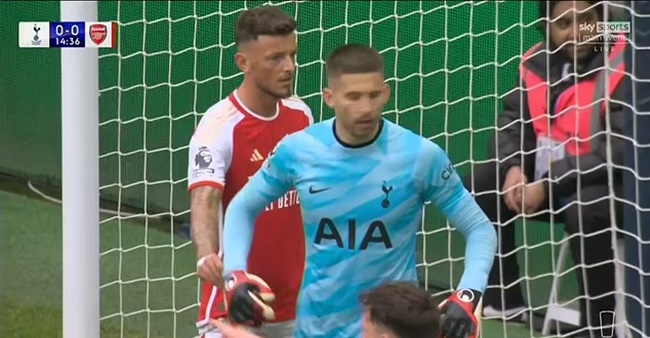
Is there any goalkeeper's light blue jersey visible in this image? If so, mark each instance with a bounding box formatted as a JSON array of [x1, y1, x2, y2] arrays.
[[222, 118, 496, 338]]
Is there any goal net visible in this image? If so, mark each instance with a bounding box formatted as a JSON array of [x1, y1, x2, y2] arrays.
[[90, 1, 631, 337]]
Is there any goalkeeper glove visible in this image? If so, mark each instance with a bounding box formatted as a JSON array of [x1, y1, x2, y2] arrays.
[[439, 289, 481, 338], [224, 270, 276, 327]]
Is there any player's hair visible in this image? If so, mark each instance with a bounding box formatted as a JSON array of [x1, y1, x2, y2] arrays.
[[360, 282, 441, 338], [234, 6, 297, 46], [325, 44, 385, 81]]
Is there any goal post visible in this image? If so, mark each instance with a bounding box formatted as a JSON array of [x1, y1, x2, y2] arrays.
[[624, 1, 650, 337], [61, 1, 100, 338]]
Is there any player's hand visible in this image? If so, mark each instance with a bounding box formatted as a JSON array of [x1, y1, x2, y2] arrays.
[[502, 166, 527, 214], [197, 253, 225, 289], [225, 270, 276, 327], [211, 319, 263, 338], [439, 289, 481, 338]]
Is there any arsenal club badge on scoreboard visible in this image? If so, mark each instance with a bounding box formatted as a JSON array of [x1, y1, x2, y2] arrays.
[[85, 22, 117, 48]]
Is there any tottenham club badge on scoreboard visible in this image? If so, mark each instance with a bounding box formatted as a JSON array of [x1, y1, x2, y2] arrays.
[[19, 21, 116, 48], [85, 22, 117, 48], [19, 22, 50, 48]]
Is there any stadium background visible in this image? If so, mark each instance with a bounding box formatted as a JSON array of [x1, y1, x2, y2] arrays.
[[1, 1, 581, 337]]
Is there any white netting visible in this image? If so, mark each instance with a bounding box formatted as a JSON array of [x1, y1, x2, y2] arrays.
[[93, 1, 637, 337]]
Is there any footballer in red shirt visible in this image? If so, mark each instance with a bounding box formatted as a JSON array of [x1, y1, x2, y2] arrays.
[[188, 6, 312, 338]]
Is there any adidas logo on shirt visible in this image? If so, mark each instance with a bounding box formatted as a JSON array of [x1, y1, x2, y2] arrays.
[[250, 149, 264, 162]]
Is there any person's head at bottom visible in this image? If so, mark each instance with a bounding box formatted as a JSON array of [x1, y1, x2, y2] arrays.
[[360, 281, 441, 338]]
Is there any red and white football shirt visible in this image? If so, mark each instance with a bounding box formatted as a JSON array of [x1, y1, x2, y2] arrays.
[[188, 90, 313, 329]]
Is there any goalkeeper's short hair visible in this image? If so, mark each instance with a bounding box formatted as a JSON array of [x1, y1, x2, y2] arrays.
[[359, 281, 441, 338], [325, 44, 384, 82]]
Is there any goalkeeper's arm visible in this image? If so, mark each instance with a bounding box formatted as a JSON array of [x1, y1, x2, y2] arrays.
[[221, 174, 284, 326], [444, 188, 497, 293], [438, 183, 496, 295], [422, 144, 497, 294], [420, 142, 496, 338], [222, 139, 295, 275], [437, 174, 497, 338], [221, 174, 287, 273], [222, 140, 295, 326]]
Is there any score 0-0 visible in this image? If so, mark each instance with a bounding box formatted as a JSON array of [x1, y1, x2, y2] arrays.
[[51, 22, 84, 48]]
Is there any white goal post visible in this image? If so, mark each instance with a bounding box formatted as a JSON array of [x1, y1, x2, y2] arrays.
[[59, 1, 650, 338], [61, 1, 100, 338]]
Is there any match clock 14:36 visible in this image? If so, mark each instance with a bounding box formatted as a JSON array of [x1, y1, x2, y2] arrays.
[[50, 21, 85, 48]]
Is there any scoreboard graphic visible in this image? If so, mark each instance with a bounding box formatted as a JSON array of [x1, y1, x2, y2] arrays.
[[19, 21, 117, 48]]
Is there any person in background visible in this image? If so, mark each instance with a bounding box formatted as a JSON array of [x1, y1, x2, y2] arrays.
[[463, 1, 626, 337]]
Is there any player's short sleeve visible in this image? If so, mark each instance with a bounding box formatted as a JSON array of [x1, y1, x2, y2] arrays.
[[419, 142, 465, 214], [283, 96, 315, 126], [301, 101, 315, 126], [187, 107, 236, 191]]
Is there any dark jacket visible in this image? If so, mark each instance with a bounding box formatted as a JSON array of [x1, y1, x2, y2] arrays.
[[496, 45, 626, 198]]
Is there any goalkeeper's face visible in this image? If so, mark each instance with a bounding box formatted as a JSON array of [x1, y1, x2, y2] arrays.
[[324, 72, 390, 142]]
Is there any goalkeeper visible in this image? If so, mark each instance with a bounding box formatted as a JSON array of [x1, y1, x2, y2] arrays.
[[221, 44, 497, 338]]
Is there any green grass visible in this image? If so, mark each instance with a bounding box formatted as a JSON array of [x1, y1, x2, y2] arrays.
[[0, 189, 532, 338], [0, 189, 197, 338]]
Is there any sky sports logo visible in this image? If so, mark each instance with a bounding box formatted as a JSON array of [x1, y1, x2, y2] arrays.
[[578, 21, 629, 48], [579, 21, 631, 34]]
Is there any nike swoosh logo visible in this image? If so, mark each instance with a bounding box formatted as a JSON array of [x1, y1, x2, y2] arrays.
[[309, 186, 330, 194]]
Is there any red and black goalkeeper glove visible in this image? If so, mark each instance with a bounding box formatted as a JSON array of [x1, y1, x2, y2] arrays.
[[224, 270, 276, 327], [439, 289, 481, 338]]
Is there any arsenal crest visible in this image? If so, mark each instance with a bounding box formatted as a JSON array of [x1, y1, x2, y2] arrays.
[[90, 24, 107, 45]]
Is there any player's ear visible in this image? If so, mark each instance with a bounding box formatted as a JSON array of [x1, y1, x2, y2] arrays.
[[381, 82, 391, 105], [323, 87, 335, 109], [235, 52, 250, 73]]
